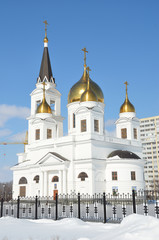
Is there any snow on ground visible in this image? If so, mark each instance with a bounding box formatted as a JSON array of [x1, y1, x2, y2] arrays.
[[0, 214, 159, 240]]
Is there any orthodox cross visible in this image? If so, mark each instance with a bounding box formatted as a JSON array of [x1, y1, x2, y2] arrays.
[[82, 47, 88, 66], [43, 20, 48, 38], [124, 81, 128, 93], [42, 81, 46, 100]]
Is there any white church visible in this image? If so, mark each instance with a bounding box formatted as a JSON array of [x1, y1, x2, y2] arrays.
[[11, 25, 145, 198]]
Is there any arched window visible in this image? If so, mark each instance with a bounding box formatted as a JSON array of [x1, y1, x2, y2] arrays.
[[33, 175, 40, 183], [78, 172, 88, 181], [52, 176, 59, 182], [19, 177, 27, 184]]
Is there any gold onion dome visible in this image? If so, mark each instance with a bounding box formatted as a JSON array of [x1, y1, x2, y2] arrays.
[[68, 47, 104, 104], [80, 67, 98, 102], [120, 81, 135, 113], [36, 82, 52, 114]]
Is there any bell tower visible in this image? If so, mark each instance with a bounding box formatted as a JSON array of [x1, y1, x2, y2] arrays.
[[116, 82, 140, 141], [28, 21, 64, 144]]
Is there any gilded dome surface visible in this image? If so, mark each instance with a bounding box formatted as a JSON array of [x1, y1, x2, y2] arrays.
[[36, 98, 52, 114], [120, 98, 135, 113], [68, 73, 104, 104], [120, 81, 135, 113]]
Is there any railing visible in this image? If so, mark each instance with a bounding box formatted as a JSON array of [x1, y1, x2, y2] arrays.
[[1, 190, 159, 223]]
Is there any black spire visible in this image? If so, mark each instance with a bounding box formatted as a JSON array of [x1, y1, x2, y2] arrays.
[[37, 47, 55, 83]]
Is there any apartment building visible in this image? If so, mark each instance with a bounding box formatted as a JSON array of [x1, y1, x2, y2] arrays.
[[140, 116, 159, 190]]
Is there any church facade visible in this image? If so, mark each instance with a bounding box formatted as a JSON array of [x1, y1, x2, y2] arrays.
[[11, 28, 145, 198]]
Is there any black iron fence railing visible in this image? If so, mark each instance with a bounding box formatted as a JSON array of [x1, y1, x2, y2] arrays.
[[1, 190, 159, 223]]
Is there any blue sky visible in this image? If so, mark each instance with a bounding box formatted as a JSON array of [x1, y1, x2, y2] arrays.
[[0, 0, 159, 181]]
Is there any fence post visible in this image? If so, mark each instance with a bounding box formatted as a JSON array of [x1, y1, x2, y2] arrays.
[[17, 196, 20, 218], [1, 198, 3, 217], [55, 193, 58, 220], [103, 192, 106, 223], [132, 190, 136, 214], [35, 196, 38, 220], [78, 193, 81, 219]]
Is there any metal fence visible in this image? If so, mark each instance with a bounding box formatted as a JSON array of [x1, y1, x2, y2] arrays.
[[1, 190, 159, 223]]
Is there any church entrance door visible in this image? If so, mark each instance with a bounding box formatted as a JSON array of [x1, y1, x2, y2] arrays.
[[53, 190, 58, 200], [20, 186, 26, 197]]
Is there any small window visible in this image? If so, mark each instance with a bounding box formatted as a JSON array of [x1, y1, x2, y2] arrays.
[[47, 129, 52, 139], [19, 177, 27, 184], [112, 186, 118, 196], [52, 176, 59, 182], [73, 113, 76, 128], [131, 171, 136, 181], [78, 172, 88, 181], [121, 128, 127, 139], [94, 119, 99, 132], [33, 175, 40, 183], [134, 128, 137, 139], [35, 129, 40, 140], [112, 172, 117, 180], [81, 119, 87, 132]]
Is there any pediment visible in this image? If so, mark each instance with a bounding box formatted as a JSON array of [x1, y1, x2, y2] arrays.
[[36, 152, 69, 166]]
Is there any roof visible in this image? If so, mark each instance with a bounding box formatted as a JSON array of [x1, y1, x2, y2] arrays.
[[38, 47, 54, 83], [49, 152, 69, 161], [107, 150, 140, 159]]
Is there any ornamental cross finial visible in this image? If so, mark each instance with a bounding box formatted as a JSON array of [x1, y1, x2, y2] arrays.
[[43, 20, 48, 38], [124, 81, 128, 99], [42, 81, 46, 101], [86, 66, 91, 90], [82, 47, 88, 66]]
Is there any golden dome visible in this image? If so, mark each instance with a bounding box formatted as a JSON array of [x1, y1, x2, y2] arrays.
[[120, 81, 135, 113], [68, 71, 104, 104], [44, 36, 48, 43], [36, 82, 52, 114], [80, 67, 98, 102]]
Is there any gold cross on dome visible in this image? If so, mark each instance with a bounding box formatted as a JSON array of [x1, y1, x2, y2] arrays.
[[86, 66, 91, 76], [43, 20, 48, 37], [82, 47, 88, 66], [124, 81, 128, 92]]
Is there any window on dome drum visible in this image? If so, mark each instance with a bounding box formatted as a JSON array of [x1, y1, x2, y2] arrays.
[[52, 176, 59, 182], [78, 172, 88, 181], [81, 119, 87, 132], [112, 172, 117, 180], [133, 128, 137, 139], [47, 129, 52, 139], [19, 177, 27, 184], [35, 129, 40, 140], [94, 119, 99, 132], [36, 100, 41, 108], [121, 128, 127, 139], [73, 113, 76, 128], [33, 175, 40, 183], [131, 171, 136, 181]]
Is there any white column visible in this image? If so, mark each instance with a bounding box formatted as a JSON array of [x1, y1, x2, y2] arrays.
[[40, 171, 44, 196], [63, 170, 67, 194], [59, 170, 62, 194], [44, 171, 48, 197]]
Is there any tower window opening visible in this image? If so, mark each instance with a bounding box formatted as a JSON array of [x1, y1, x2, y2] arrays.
[[134, 128, 137, 139], [73, 113, 76, 128], [121, 128, 127, 139], [78, 172, 88, 181], [47, 129, 52, 139], [81, 119, 87, 132], [35, 129, 40, 140], [112, 171, 118, 180], [50, 100, 55, 113], [131, 171, 136, 180], [94, 119, 99, 132]]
